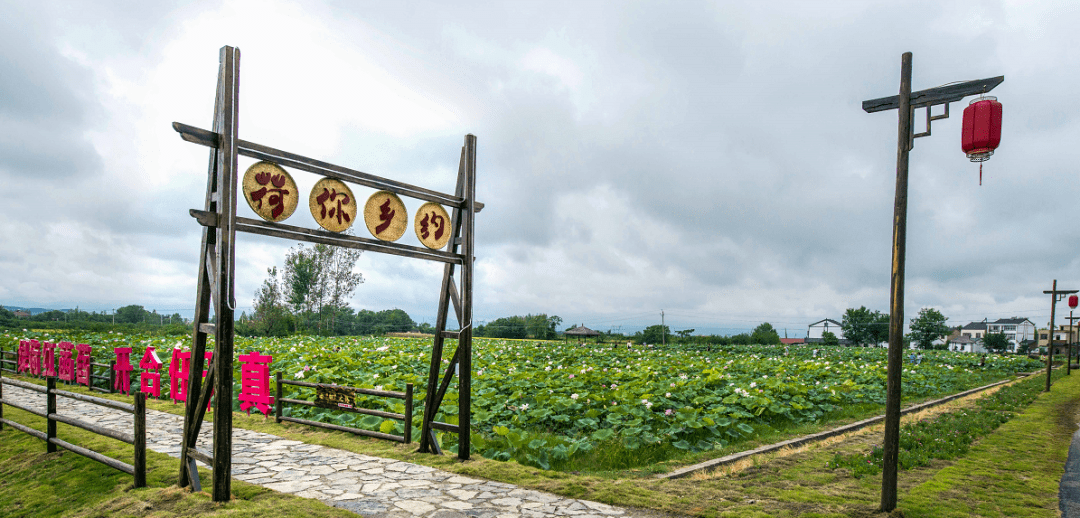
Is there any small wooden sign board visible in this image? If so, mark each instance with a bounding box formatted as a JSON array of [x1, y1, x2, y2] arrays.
[[314, 385, 355, 410]]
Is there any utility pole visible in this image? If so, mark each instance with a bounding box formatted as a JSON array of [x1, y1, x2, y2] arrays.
[[862, 52, 1003, 513], [1044, 280, 1077, 391], [1064, 312, 1080, 376], [661, 310, 665, 346]]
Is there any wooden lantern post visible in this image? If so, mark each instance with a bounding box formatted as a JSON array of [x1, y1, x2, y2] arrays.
[[862, 52, 1003, 512], [1043, 280, 1077, 390]]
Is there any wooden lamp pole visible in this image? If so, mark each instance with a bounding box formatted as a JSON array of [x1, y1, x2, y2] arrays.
[[862, 53, 1003, 512], [1043, 280, 1077, 391]]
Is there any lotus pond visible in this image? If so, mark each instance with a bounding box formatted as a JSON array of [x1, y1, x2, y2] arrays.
[[0, 330, 1043, 470]]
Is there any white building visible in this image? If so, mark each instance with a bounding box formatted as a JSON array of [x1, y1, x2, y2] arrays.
[[807, 319, 844, 342], [956, 317, 1036, 353]]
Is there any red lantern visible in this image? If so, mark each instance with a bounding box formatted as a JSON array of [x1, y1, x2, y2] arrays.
[[1070, 295, 1078, 310], [961, 96, 1002, 185]]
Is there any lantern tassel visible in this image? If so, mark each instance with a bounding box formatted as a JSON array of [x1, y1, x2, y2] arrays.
[[979, 162, 983, 186]]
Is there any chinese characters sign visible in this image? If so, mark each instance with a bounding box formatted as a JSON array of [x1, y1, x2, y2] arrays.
[[414, 202, 451, 250], [363, 190, 407, 242], [309, 178, 357, 233], [237, 351, 274, 416], [315, 385, 355, 410], [242, 161, 298, 222]]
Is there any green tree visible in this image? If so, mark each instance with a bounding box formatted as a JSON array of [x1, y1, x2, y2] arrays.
[[909, 307, 950, 350], [675, 329, 696, 342], [641, 324, 670, 344], [983, 332, 1011, 354], [486, 316, 528, 339], [115, 305, 148, 324], [750, 322, 781, 345], [281, 241, 363, 334], [822, 330, 840, 346], [842, 307, 889, 347], [251, 266, 292, 336]]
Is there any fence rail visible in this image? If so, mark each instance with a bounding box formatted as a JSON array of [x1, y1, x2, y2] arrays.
[[275, 373, 413, 444], [0, 376, 146, 487]]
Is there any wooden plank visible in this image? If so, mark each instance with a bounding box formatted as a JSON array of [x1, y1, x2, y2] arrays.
[[187, 458, 202, 493], [275, 372, 283, 423], [419, 146, 466, 454], [179, 43, 224, 489], [862, 75, 1004, 113], [199, 323, 216, 335], [279, 415, 404, 442], [51, 437, 134, 475], [429, 420, 460, 433], [439, 330, 460, 340], [280, 379, 407, 399], [172, 123, 485, 213], [1, 377, 47, 392], [220, 214, 464, 265], [51, 388, 135, 413], [0, 417, 47, 440], [279, 397, 405, 420], [189, 446, 213, 465], [49, 412, 134, 444], [0, 398, 47, 418]]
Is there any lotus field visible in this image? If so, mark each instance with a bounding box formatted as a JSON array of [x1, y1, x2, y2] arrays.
[[0, 330, 1043, 469]]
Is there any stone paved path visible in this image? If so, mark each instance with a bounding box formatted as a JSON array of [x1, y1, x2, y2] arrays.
[[3, 384, 657, 518]]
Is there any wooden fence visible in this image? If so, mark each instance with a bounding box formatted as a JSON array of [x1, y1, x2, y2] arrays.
[[0, 376, 146, 487], [275, 373, 413, 444]]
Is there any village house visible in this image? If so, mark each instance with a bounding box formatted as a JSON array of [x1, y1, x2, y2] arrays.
[[805, 319, 844, 344]]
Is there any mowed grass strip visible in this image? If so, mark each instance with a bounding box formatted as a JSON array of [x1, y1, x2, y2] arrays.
[[896, 371, 1079, 518], [0, 406, 359, 518]]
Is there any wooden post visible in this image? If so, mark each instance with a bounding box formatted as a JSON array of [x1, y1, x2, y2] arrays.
[[275, 372, 283, 423], [404, 383, 413, 444], [880, 51, 912, 514], [211, 44, 240, 503], [1065, 312, 1080, 376], [1, 376, 4, 432], [47, 376, 57, 453], [1048, 280, 1059, 392], [134, 391, 146, 488], [109, 361, 116, 393], [179, 45, 240, 503], [458, 134, 476, 460]]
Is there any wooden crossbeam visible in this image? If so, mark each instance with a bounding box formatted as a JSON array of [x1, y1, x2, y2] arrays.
[[862, 76, 1004, 113], [172, 122, 483, 213]]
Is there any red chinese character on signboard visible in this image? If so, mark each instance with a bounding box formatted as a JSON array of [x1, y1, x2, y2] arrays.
[[43, 342, 57, 377], [113, 347, 133, 394], [419, 210, 446, 241], [238, 351, 274, 416], [375, 197, 394, 234], [17, 340, 29, 373], [316, 187, 352, 226], [250, 172, 292, 219], [139, 346, 163, 398], [28, 340, 42, 376], [58, 342, 75, 382], [170, 348, 212, 409], [75, 343, 92, 387]]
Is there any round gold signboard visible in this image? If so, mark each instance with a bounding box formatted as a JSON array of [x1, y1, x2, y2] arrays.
[[414, 202, 452, 250], [363, 191, 408, 242], [241, 162, 298, 222], [309, 178, 357, 233]]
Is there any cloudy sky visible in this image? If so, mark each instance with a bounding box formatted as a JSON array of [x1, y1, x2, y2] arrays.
[[2, 0, 1078, 336]]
